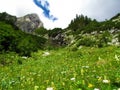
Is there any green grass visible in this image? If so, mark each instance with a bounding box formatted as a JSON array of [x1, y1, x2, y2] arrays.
[[0, 46, 120, 90]]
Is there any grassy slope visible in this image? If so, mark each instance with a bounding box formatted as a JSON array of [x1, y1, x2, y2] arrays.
[[0, 46, 120, 90]]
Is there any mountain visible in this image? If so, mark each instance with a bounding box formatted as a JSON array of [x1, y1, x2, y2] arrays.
[[63, 14, 120, 50], [0, 12, 44, 33], [0, 12, 120, 55], [15, 13, 43, 33]]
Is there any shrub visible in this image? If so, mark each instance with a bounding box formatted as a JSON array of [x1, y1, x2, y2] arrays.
[[48, 28, 63, 37], [76, 36, 96, 47], [0, 22, 47, 56], [69, 45, 78, 51], [34, 27, 48, 36], [16, 35, 46, 56], [117, 32, 120, 43], [97, 31, 112, 47]]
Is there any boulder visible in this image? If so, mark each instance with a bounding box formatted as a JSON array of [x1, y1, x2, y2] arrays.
[[15, 13, 43, 33]]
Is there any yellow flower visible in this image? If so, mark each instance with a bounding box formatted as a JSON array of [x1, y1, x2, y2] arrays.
[[81, 68, 84, 75], [98, 77, 102, 81], [62, 82, 65, 86], [34, 86, 39, 90], [88, 83, 94, 88]]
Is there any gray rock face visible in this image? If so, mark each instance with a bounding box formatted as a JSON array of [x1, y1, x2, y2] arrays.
[[49, 32, 68, 46], [15, 13, 43, 33]]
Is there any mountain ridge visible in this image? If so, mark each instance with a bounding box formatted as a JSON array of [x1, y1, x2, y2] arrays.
[[0, 12, 120, 55]]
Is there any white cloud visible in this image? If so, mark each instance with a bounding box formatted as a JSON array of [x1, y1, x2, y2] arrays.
[[0, 0, 120, 29]]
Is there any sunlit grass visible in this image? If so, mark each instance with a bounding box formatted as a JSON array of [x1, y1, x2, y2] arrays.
[[0, 46, 120, 90]]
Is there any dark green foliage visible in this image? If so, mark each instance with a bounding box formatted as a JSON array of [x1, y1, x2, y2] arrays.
[[97, 31, 112, 47], [0, 52, 18, 65], [68, 13, 120, 35], [83, 20, 101, 33], [0, 12, 18, 29], [16, 35, 46, 56], [76, 37, 96, 47], [48, 28, 63, 37], [70, 45, 78, 51], [110, 13, 120, 20], [68, 14, 92, 34], [34, 27, 48, 36], [0, 22, 46, 56], [115, 22, 120, 29], [0, 22, 18, 51], [101, 21, 115, 30], [117, 32, 120, 43]]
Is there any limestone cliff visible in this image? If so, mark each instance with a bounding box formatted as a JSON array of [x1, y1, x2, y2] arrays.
[[15, 13, 43, 33]]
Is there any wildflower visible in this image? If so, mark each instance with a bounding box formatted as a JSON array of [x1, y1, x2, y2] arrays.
[[98, 57, 101, 60], [94, 88, 100, 90], [46, 87, 53, 90], [102, 80, 110, 83], [88, 83, 94, 88], [34, 86, 39, 90], [81, 68, 84, 75], [61, 71, 66, 74], [71, 40, 74, 44], [62, 82, 65, 86], [82, 66, 89, 68], [22, 56, 27, 59], [78, 46, 82, 49], [43, 52, 50, 56], [70, 77, 75, 81], [115, 54, 119, 61], [97, 76, 102, 81]]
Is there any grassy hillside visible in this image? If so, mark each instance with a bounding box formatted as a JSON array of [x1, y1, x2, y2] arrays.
[[0, 46, 120, 90], [0, 12, 120, 90]]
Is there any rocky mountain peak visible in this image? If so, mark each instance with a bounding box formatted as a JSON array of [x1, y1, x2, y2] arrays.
[[15, 13, 43, 33]]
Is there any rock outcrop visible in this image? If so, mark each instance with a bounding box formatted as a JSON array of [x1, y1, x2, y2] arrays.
[[49, 32, 67, 46], [15, 13, 43, 33]]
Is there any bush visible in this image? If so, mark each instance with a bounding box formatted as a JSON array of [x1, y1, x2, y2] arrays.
[[117, 32, 120, 43], [0, 22, 18, 51], [17, 35, 46, 56], [34, 27, 48, 36], [0, 52, 18, 65], [0, 22, 47, 56], [48, 28, 63, 37], [0, 12, 18, 29], [76, 36, 96, 47], [97, 31, 112, 47], [69, 45, 78, 51]]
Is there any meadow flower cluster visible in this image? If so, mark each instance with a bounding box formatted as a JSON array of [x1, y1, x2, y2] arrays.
[[0, 46, 120, 89]]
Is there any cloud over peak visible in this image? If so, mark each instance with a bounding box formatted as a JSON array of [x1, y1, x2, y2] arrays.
[[33, 0, 57, 21]]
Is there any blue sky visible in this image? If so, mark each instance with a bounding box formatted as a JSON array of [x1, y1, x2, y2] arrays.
[[0, 0, 120, 29]]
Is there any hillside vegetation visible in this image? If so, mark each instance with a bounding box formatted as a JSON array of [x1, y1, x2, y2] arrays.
[[0, 46, 120, 90], [0, 12, 120, 90]]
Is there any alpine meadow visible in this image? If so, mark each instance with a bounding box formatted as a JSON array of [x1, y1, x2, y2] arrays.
[[0, 12, 120, 90]]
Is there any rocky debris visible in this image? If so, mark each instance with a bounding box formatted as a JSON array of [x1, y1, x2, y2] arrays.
[[15, 13, 43, 33], [49, 32, 68, 46]]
